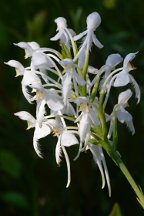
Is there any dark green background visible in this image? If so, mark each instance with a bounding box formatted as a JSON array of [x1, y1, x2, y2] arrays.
[[0, 0, 144, 215]]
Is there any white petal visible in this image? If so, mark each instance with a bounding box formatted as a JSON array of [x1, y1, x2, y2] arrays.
[[5, 60, 24, 76], [116, 106, 132, 122], [47, 91, 64, 111], [88, 144, 106, 189], [35, 123, 51, 139], [14, 42, 33, 58], [50, 31, 62, 41], [36, 100, 46, 127], [118, 89, 132, 105], [60, 58, 74, 68], [33, 136, 43, 158], [92, 34, 103, 48], [62, 73, 72, 105], [113, 71, 130, 87], [28, 41, 40, 50], [87, 65, 98, 74], [125, 120, 135, 135], [22, 70, 42, 95], [32, 52, 53, 68], [21, 84, 33, 104], [99, 147, 111, 197], [123, 52, 138, 69], [55, 137, 62, 165], [78, 112, 91, 142], [86, 12, 101, 31], [61, 131, 79, 147], [54, 17, 67, 30], [106, 54, 123, 67], [61, 145, 71, 188], [73, 30, 87, 41], [14, 111, 36, 126], [130, 75, 141, 103]]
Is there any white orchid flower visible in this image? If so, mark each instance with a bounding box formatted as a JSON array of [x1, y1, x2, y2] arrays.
[[60, 58, 85, 105], [5, 59, 42, 104], [113, 52, 140, 103], [86, 143, 111, 196], [50, 17, 76, 50], [108, 89, 135, 139], [73, 12, 103, 61], [49, 119, 79, 187], [104, 52, 140, 107], [14, 111, 53, 158], [74, 97, 100, 159], [30, 83, 64, 116], [14, 41, 40, 58]]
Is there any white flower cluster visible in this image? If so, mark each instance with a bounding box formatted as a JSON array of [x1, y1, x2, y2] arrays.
[[5, 12, 140, 196]]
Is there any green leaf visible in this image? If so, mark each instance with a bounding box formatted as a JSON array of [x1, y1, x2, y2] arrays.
[[109, 203, 122, 216], [0, 192, 29, 209], [0, 150, 22, 178]]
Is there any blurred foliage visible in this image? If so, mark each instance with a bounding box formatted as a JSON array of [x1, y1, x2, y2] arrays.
[[108, 203, 122, 216], [0, 0, 144, 215]]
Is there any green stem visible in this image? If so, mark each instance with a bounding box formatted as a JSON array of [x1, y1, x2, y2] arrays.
[[81, 50, 89, 96], [90, 75, 101, 103], [118, 160, 144, 208], [112, 115, 118, 151], [102, 140, 144, 209]]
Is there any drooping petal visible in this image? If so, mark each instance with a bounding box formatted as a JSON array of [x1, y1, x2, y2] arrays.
[[125, 119, 135, 135], [118, 89, 132, 105], [62, 72, 72, 105], [116, 106, 132, 123], [77, 112, 91, 142], [33, 123, 52, 158], [21, 84, 33, 104], [55, 137, 62, 165], [88, 143, 106, 189], [61, 145, 71, 188], [36, 100, 46, 127], [92, 33, 103, 49], [130, 75, 141, 103], [99, 147, 111, 197]]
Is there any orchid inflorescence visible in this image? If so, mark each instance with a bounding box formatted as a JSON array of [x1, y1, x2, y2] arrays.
[[5, 11, 144, 206]]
